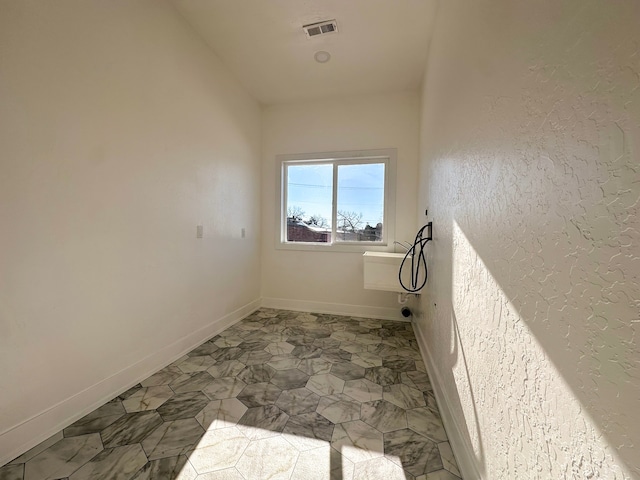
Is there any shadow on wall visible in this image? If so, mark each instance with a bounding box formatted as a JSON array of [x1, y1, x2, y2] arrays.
[[445, 307, 486, 477], [439, 216, 638, 477], [417, 237, 488, 478]]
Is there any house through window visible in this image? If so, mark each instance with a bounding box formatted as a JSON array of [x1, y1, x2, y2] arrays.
[[277, 149, 396, 250]]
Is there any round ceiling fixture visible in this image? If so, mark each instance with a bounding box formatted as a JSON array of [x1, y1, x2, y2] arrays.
[[314, 51, 331, 63]]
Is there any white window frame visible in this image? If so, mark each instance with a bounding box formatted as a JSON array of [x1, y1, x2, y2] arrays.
[[276, 148, 396, 252]]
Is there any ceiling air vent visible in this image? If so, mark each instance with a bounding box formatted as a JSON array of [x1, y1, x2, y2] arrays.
[[303, 20, 338, 38]]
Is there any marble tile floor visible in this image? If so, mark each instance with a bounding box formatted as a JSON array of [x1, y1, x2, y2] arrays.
[[1, 309, 462, 480]]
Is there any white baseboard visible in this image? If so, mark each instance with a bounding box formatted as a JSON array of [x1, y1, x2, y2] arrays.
[[0, 298, 261, 467], [261, 297, 407, 322], [412, 320, 482, 480]]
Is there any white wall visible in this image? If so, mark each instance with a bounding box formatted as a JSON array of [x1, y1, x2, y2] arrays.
[[0, 0, 262, 462], [261, 92, 420, 319], [416, 0, 640, 478]]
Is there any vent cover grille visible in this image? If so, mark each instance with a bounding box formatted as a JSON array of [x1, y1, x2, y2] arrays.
[[303, 20, 338, 38]]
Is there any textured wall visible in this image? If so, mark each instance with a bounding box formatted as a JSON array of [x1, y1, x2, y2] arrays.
[[416, 0, 639, 478]]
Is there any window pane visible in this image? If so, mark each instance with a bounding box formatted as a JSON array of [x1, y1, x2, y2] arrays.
[[336, 163, 385, 242], [286, 163, 333, 243]]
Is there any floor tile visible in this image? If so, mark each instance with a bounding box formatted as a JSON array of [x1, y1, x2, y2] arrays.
[[236, 405, 289, 440], [270, 368, 310, 389], [68, 444, 147, 480], [282, 329, 309, 340], [424, 390, 438, 411], [240, 338, 271, 350], [275, 387, 320, 416], [415, 360, 428, 373], [291, 345, 323, 359], [169, 356, 189, 368], [141, 419, 204, 460], [24, 434, 103, 480], [401, 371, 432, 392], [316, 393, 361, 423], [0, 464, 23, 480], [207, 360, 246, 379], [8, 432, 64, 466], [186, 341, 219, 357], [291, 445, 355, 480], [331, 421, 384, 464], [353, 456, 407, 480], [343, 379, 383, 403], [282, 412, 334, 451], [210, 347, 243, 362], [383, 384, 426, 410], [321, 348, 353, 363], [122, 386, 174, 413], [237, 364, 276, 384], [354, 333, 382, 345], [339, 342, 368, 354], [176, 355, 216, 374], [169, 372, 216, 394], [382, 356, 417, 372], [351, 352, 383, 368], [360, 400, 407, 433], [260, 332, 289, 343], [186, 427, 250, 474], [195, 398, 248, 431], [235, 436, 298, 480], [237, 382, 282, 407], [100, 411, 164, 449], [297, 358, 332, 376], [438, 442, 460, 477], [156, 391, 210, 421], [358, 319, 382, 329], [364, 367, 400, 386], [330, 362, 366, 381], [63, 400, 125, 437], [406, 407, 447, 442], [264, 341, 295, 355], [195, 468, 244, 480], [290, 445, 331, 480], [395, 347, 423, 361], [312, 337, 341, 349], [130, 455, 196, 480], [329, 447, 356, 480], [330, 331, 356, 342], [117, 385, 143, 401], [202, 378, 247, 401], [367, 344, 399, 358], [306, 374, 345, 396], [140, 366, 183, 388], [267, 356, 301, 370], [214, 336, 244, 348], [384, 429, 442, 476], [423, 469, 462, 480], [238, 350, 272, 366], [381, 337, 412, 349]]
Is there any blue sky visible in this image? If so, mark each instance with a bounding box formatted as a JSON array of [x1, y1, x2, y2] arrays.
[[287, 162, 384, 229]]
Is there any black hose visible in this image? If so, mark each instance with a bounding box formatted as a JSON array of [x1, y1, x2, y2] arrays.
[[399, 223, 432, 292]]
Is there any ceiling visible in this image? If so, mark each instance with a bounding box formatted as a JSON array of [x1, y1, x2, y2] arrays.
[[171, 0, 437, 105]]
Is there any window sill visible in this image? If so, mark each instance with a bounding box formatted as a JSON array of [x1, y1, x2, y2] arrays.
[[275, 242, 395, 253]]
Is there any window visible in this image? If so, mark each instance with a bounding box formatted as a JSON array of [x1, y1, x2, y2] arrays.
[[277, 149, 396, 251]]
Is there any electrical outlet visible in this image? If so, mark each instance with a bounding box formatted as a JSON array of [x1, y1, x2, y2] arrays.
[[196, 225, 204, 238], [241, 228, 246, 238]]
